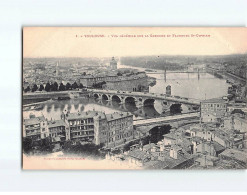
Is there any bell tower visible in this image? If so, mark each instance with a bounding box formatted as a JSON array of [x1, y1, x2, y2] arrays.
[[110, 57, 117, 70]]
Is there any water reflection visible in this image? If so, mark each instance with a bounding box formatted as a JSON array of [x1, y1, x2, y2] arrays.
[[23, 65, 230, 121], [118, 64, 230, 100], [23, 97, 168, 121]]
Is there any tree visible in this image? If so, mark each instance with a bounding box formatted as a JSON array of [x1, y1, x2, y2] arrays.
[[24, 86, 30, 93], [45, 82, 51, 92], [31, 84, 38, 92], [66, 82, 71, 90], [63, 141, 103, 158], [39, 137, 54, 152], [23, 137, 33, 154], [39, 84, 44, 91], [72, 81, 78, 89], [59, 83, 65, 91], [53, 82, 58, 91], [92, 81, 106, 89], [149, 125, 171, 143], [79, 83, 83, 89]]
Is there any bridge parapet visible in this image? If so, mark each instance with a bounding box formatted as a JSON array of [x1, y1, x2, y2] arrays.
[[88, 89, 201, 106], [133, 112, 200, 127]]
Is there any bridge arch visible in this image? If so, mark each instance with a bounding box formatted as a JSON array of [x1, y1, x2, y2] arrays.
[[143, 98, 155, 106], [93, 93, 99, 99], [147, 124, 172, 143], [102, 94, 109, 101], [125, 96, 137, 105], [111, 95, 121, 103], [170, 103, 182, 115]]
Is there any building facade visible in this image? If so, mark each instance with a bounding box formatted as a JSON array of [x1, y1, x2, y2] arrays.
[[200, 98, 228, 123], [24, 110, 135, 150], [23, 116, 48, 141], [61, 110, 134, 147], [105, 112, 134, 148], [103, 74, 149, 92]]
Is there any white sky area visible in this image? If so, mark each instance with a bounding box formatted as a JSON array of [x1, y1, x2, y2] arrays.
[[23, 27, 247, 58]]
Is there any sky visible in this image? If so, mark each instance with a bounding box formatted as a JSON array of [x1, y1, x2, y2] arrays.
[[23, 27, 247, 58]]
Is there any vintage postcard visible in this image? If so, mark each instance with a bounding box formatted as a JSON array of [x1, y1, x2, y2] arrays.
[[22, 27, 247, 170]]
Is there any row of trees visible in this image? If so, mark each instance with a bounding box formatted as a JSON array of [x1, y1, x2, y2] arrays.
[[92, 81, 106, 89], [63, 141, 105, 159], [23, 137, 54, 155], [122, 125, 171, 152], [23, 81, 83, 93]]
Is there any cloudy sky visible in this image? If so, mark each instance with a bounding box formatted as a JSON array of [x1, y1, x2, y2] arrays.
[[23, 27, 247, 58]]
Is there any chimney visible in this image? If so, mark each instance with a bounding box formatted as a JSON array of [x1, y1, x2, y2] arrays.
[[160, 144, 164, 152]]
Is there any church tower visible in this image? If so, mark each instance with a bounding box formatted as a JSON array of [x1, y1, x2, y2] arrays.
[[56, 61, 59, 77], [110, 57, 117, 70]]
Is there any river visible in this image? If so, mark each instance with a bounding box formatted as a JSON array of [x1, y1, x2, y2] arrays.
[[23, 64, 231, 120]]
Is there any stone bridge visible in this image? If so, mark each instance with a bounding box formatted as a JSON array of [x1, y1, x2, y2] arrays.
[[133, 112, 200, 137], [88, 89, 201, 112]]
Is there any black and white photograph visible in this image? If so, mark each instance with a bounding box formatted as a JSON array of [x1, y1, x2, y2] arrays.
[[22, 27, 247, 170]]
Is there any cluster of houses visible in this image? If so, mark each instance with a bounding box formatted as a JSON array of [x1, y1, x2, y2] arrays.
[[23, 110, 135, 152], [106, 97, 247, 169]]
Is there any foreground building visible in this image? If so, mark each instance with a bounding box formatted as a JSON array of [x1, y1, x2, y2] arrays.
[[200, 98, 228, 123], [23, 115, 48, 141], [62, 110, 134, 147], [23, 110, 134, 150]]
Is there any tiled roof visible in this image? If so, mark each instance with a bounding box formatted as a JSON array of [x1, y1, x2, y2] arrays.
[[24, 116, 45, 125], [143, 143, 156, 151], [106, 112, 132, 121], [202, 98, 227, 103], [128, 149, 151, 161], [66, 111, 105, 120], [163, 133, 176, 140], [47, 120, 67, 128], [219, 149, 247, 164]]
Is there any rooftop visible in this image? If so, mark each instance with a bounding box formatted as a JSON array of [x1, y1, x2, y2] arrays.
[[128, 149, 151, 161], [47, 120, 67, 128], [219, 149, 247, 164], [202, 98, 227, 104], [66, 111, 106, 120], [24, 116, 45, 126], [106, 112, 132, 122], [146, 149, 194, 169]]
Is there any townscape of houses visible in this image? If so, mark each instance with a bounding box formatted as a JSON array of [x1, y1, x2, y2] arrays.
[[23, 95, 247, 169], [105, 97, 247, 169], [23, 57, 150, 93], [23, 56, 247, 169]]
